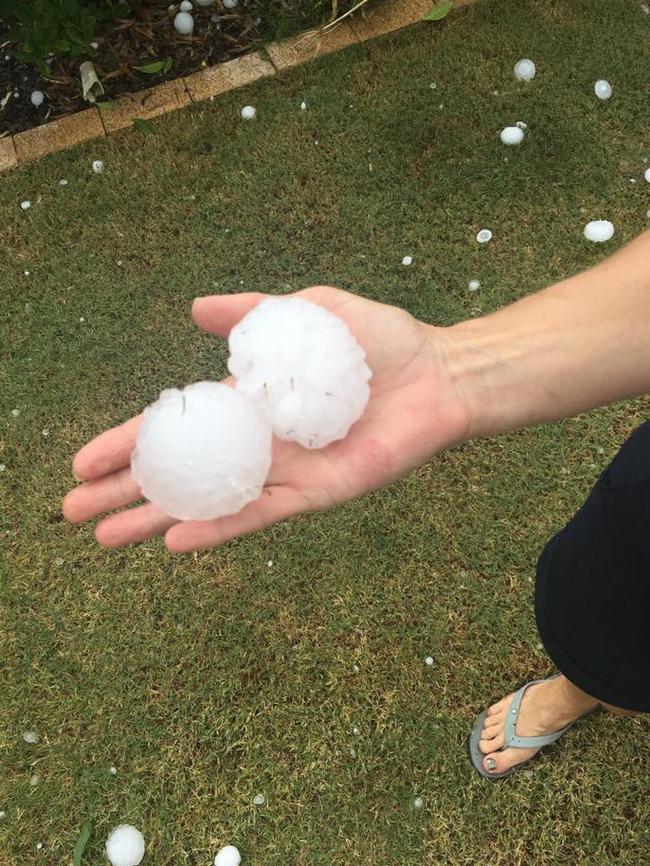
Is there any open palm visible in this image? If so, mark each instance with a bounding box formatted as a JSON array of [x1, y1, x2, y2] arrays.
[[63, 286, 471, 552]]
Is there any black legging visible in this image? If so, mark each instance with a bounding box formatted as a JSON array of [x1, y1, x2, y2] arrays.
[[535, 420, 650, 712]]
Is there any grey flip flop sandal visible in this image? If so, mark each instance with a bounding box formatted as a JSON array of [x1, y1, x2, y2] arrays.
[[468, 677, 575, 780]]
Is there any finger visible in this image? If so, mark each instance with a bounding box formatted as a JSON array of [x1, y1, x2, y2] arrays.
[[73, 415, 143, 481], [94, 502, 177, 548], [164, 484, 309, 553], [63, 467, 142, 523], [192, 292, 268, 338]]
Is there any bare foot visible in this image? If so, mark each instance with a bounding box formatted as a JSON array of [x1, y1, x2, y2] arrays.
[[478, 675, 599, 775]]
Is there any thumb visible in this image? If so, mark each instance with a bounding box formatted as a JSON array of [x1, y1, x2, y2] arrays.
[[192, 292, 268, 338]]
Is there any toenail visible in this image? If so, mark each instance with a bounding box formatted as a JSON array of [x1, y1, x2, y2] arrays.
[[486, 758, 497, 771]]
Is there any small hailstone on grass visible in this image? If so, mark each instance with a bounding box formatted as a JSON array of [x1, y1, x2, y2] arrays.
[[468, 279, 480, 292], [22, 731, 39, 744], [0, 811, 5, 819], [352, 664, 360, 673], [29, 775, 39, 786], [24, 270, 30, 275], [424, 656, 434, 666], [132, 382, 272, 521], [30, 90, 44, 107], [12, 409, 20, 416], [402, 255, 413, 266], [594, 79, 612, 100], [174, 11, 194, 33], [0, 464, 6, 472], [92, 159, 104, 173], [36, 842, 43, 850], [349, 747, 356, 758], [516, 120, 527, 130], [55, 557, 64, 565], [214, 846, 241, 866], [105, 825, 145, 866], [223, 0, 238, 7], [20, 200, 31, 210], [583, 220, 614, 242], [267, 559, 273, 567], [59, 178, 68, 185], [476, 229, 492, 244], [109, 766, 117, 775], [42, 428, 49, 437], [500, 126, 524, 145], [252, 793, 265, 805], [413, 797, 424, 809], [300, 100, 307, 110], [228, 297, 371, 449], [352, 726, 360, 735], [90, 41, 99, 49], [241, 105, 256, 120], [644, 168, 650, 182], [180, 1, 193, 10], [514, 58, 535, 81]]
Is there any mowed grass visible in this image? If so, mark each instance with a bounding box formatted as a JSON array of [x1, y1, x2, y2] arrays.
[[2, 0, 650, 863]]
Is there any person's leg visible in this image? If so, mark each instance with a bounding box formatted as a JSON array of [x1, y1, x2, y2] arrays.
[[477, 675, 598, 775]]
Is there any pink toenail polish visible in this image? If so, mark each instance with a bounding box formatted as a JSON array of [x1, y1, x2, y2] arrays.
[[486, 758, 497, 771]]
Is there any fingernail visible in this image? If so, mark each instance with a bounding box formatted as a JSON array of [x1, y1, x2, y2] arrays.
[[486, 758, 497, 771], [72, 468, 86, 482]]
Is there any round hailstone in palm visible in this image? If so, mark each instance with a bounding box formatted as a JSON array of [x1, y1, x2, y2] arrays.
[[594, 79, 612, 100], [131, 381, 272, 520], [500, 126, 524, 145], [174, 11, 194, 33], [241, 105, 256, 120], [214, 845, 242, 866], [476, 228, 492, 244], [30, 90, 44, 107], [105, 825, 145, 866], [513, 58, 535, 81], [228, 297, 372, 449], [583, 220, 614, 242]]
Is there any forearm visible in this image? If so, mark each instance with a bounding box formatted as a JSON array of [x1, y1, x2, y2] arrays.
[[441, 230, 650, 438]]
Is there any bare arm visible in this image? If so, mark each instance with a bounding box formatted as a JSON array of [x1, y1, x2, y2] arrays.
[[441, 229, 650, 437]]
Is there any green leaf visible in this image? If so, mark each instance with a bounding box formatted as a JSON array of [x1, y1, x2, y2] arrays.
[[96, 101, 115, 110], [73, 823, 92, 866], [423, 0, 453, 20], [133, 58, 173, 74], [133, 118, 155, 135]]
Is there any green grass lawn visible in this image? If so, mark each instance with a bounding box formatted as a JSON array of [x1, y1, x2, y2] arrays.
[[2, 0, 650, 863]]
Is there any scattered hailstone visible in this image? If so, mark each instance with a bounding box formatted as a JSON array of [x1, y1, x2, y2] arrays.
[[30, 90, 44, 107], [515, 120, 527, 130], [252, 793, 265, 806], [22, 731, 39, 744], [214, 845, 241, 866], [90, 41, 99, 49], [241, 105, 256, 120], [92, 159, 104, 173], [0, 811, 5, 819], [644, 168, 650, 183], [267, 559, 273, 567], [11, 409, 20, 416], [468, 279, 480, 292], [513, 58, 536, 81], [131, 382, 272, 521], [300, 100, 307, 110], [352, 726, 360, 735], [228, 297, 372, 449], [583, 220, 614, 243], [424, 656, 434, 666], [0, 464, 6, 472], [352, 664, 360, 673], [36, 843, 43, 850], [223, 0, 238, 7], [20, 200, 31, 210], [402, 255, 413, 266], [109, 766, 117, 775], [173, 11, 194, 34], [180, 0, 193, 10], [55, 557, 64, 565], [59, 178, 68, 186], [594, 79, 612, 100], [105, 825, 145, 866], [500, 126, 524, 145], [29, 775, 39, 786], [413, 797, 424, 809], [476, 228, 493, 244], [349, 747, 356, 758]]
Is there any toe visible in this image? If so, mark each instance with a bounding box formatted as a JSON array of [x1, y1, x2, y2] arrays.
[[482, 720, 502, 738], [479, 731, 504, 753], [484, 746, 538, 775]]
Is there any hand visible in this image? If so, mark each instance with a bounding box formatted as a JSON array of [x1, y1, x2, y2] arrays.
[[63, 286, 471, 552]]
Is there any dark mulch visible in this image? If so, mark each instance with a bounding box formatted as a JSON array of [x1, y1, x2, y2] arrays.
[[0, 0, 350, 137]]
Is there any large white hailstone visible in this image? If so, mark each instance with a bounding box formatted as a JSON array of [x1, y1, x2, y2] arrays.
[[30, 90, 44, 107], [500, 126, 524, 145], [583, 220, 614, 242], [476, 228, 492, 244], [594, 79, 612, 100], [241, 105, 256, 120], [513, 59, 536, 81], [228, 297, 372, 449], [214, 845, 242, 866], [105, 825, 145, 866], [131, 381, 272, 520], [174, 11, 194, 33]]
